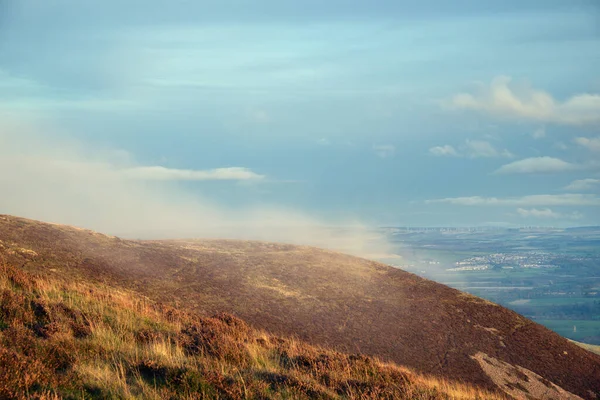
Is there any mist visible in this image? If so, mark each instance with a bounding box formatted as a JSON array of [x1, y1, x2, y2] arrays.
[[0, 118, 395, 259]]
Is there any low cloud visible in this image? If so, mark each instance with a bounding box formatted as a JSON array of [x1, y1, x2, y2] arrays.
[[564, 178, 600, 191], [123, 166, 264, 181], [429, 140, 512, 158], [426, 194, 600, 207], [373, 144, 396, 158], [0, 119, 393, 259], [495, 157, 579, 174], [575, 137, 600, 152], [450, 76, 600, 125]]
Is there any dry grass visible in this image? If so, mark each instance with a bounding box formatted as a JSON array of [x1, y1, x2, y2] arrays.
[[0, 258, 506, 399], [2, 215, 599, 399]]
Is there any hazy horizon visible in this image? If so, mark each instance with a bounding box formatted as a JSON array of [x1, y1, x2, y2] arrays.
[[1, 0, 599, 242]]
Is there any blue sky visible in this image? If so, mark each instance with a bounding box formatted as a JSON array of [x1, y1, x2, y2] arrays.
[[1, 0, 599, 234]]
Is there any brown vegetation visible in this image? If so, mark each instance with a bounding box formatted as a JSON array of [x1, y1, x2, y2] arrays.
[[1, 214, 599, 399], [0, 259, 506, 399]]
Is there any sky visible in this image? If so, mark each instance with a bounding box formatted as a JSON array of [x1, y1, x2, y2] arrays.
[[0, 0, 599, 237]]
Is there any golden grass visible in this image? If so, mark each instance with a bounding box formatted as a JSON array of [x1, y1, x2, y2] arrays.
[[0, 257, 507, 399]]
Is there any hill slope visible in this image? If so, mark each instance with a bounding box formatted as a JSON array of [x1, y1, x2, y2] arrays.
[[1, 215, 599, 399], [0, 261, 506, 399]]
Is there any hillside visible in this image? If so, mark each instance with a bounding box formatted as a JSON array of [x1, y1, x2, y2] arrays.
[[0, 260, 505, 399], [1, 215, 600, 399]]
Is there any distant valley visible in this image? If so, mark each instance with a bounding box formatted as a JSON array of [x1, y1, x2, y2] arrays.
[[373, 226, 600, 345]]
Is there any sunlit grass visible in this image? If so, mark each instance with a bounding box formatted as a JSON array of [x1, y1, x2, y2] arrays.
[[0, 257, 507, 399]]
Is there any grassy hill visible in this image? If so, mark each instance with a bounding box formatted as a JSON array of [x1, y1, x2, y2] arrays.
[[0, 260, 504, 399], [1, 215, 599, 399]]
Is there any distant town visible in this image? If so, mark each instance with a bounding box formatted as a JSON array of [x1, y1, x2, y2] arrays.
[[446, 252, 560, 272]]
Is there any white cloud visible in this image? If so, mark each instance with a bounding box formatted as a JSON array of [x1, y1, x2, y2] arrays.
[[464, 140, 513, 158], [575, 137, 600, 152], [373, 144, 396, 158], [564, 178, 600, 191], [429, 145, 459, 157], [450, 76, 600, 125], [123, 166, 264, 181], [532, 127, 546, 139], [516, 208, 582, 220], [516, 208, 560, 219], [495, 157, 579, 174], [429, 140, 512, 158], [426, 194, 600, 207]]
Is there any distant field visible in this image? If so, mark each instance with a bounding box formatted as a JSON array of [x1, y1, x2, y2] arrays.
[[521, 298, 599, 306], [432, 270, 554, 287], [537, 320, 600, 344], [458, 269, 551, 279]]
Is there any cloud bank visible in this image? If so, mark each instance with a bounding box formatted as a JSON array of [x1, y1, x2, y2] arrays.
[[0, 119, 393, 258]]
